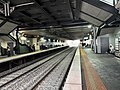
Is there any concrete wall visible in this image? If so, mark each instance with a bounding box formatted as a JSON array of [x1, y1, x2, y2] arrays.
[[97, 36, 109, 53], [32, 38, 40, 51], [99, 27, 120, 48], [109, 34, 115, 47]]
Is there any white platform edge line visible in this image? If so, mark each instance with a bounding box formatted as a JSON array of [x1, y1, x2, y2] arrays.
[[63, 47, 82, 90]]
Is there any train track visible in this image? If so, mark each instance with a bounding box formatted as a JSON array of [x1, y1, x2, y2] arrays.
[[32, 48, 76, 90], [0, 47, 76, 90]]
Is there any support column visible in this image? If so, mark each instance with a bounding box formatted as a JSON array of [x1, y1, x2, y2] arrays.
[[93, 27, 98, 53], [32, 38, 40, 51], [16, 27, 20, 54]]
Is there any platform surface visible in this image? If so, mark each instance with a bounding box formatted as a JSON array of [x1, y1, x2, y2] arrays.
[[84, 48, 120, 90], [0, 46, 67, 63], [63, 47, 82, 90]]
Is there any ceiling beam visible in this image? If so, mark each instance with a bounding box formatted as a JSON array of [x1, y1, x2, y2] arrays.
[[46, 28, 71, 39], [105, 15, 116, 24], [34, 0, 59, 24], [83, 0, 118, 15], [18, 21, 90, 30], [62, 22, 90, 27], [96, 27, 101, 37], [0, 33, 8, 35], [0, 0, 6, 4], [80, 11, 104, 23], [67, 0, 75, 19], [19, 11, 41, 24], [34, 0, 73, 38], [62, 27, 75, 39], [75, 0, 82, 20], [0, 9, 20, 25], [0, 19, 7, 27]]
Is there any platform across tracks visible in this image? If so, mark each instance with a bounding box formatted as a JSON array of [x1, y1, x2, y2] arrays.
[[0, 47, 76, 90]]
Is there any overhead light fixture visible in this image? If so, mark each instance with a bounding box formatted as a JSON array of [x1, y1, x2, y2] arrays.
[[100, 24, 106, 29], [27, 40, 30, 42], [21, 36, 27, 40], [50, 26, 53, 28], [88, 25, 92, 28], [15, 2, 34, 8]]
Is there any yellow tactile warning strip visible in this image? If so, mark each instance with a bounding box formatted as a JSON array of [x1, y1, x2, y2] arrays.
[[80, 48, 107, 90]]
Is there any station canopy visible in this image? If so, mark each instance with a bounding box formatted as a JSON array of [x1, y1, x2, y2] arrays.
[[0, 0, 119, 39]]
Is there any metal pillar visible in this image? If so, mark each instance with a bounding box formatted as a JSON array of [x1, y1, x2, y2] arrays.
[[16, 27, 20, 54], [93, 27, 98, 53]]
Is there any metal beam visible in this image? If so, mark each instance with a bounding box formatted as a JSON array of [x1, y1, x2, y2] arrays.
[[0, 0, 6, 4], [67, 0, 75, 19], [83, 0, 118, 15], [0, 33, 8, 35], [20, 11, 41, 24], [96, 27, 101, 37], [105, 15, 116, 24], [0, 19, 7, 27], [62, 22, 89, 27], [0, 3, 20, 25], [0, 14, 20, 25], [62, 27, 75, 39], [34, 0, 58, 24], [80, 11, 104, 23], [75, 0, 82, 20], [33, 0, 73, 38], [18, 21, 90, 30], [103, 25, 119, 28]]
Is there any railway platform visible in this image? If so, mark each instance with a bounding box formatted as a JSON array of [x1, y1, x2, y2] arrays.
[[63, 47, 108, 90], [63, 47, 82, 90], [64, 47, 120, 90], [0, 47, 120, 90], [81, 48, 120, 90]]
